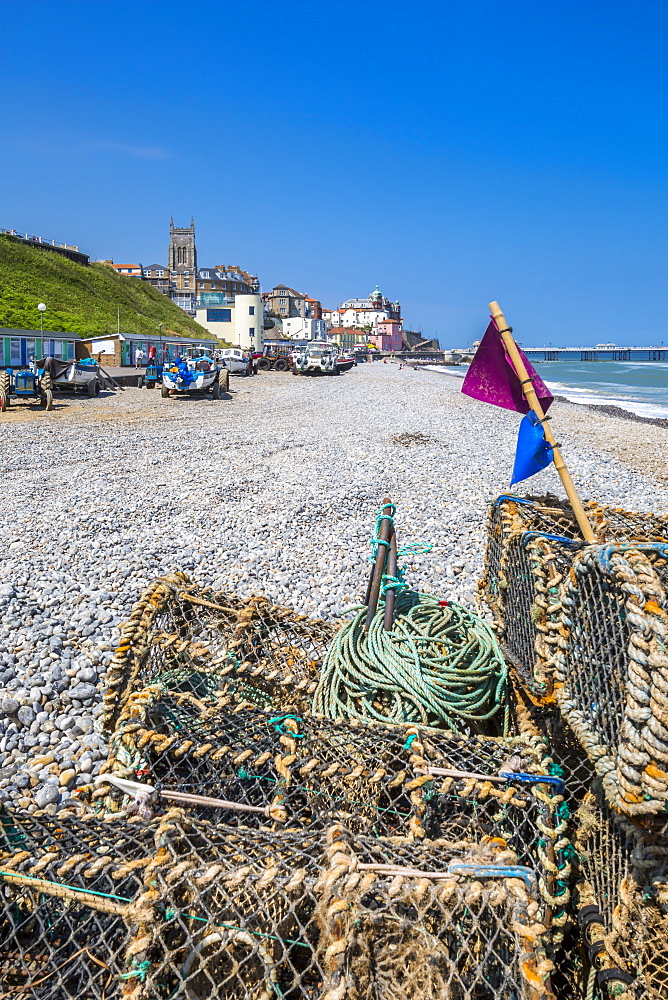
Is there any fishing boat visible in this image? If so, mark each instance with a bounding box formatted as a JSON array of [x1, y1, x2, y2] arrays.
[[336, 353, 356, 372], [37, 357, 102, 396], [161, 353, 222, 398], [293, 341, 353, 375]]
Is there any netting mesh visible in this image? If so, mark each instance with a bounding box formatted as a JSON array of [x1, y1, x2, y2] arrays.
[[555, 543, 668, 815], [101, 574, 338, 735], [480, 496, 668, 705], [88, 691, 568, 887], [572, 782, 668, 998], [0, 806, 560, 1000]]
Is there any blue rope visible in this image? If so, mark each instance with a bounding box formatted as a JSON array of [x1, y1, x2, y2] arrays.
[[268, 714, 304, 737]]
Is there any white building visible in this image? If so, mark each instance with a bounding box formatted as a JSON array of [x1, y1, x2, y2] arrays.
[[323, 285, 401, 331], [281, 317, 328, 340], [194, 292, 264, 351]]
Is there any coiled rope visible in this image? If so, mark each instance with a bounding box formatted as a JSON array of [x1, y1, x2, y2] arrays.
[[313, 590, 509, 732]]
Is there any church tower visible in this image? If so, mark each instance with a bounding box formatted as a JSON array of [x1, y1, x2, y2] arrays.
[[168, 216, 197, 270]]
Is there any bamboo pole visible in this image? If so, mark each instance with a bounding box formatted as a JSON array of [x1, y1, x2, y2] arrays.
[[488, 301, 596, 543]]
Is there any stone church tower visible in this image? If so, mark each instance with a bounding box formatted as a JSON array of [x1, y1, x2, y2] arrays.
[[168, 217, 197, 270]]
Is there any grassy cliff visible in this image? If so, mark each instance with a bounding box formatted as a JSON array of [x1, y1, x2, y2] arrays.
[[0, 236, 210, 339]]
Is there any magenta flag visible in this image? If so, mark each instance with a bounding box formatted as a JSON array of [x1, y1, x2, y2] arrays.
[[461, 319, 553, 413]]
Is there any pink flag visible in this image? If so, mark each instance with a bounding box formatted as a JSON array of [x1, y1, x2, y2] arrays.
[[461, 318, 553, 413]]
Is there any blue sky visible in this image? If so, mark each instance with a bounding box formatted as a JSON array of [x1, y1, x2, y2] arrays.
[[2, 1, 668, 347]]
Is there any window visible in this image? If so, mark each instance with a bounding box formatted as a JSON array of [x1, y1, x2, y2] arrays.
[[249, 327, 255, 338], [157, 270, 164, 277], [184, 280, 190, 288], [26, 339, 36, 360], [201, 271, 210, 278], [249, 306, 255, 315], [10, 339, 21, 364], [207, 309, 232, 322], [66, 341, 75, 360]]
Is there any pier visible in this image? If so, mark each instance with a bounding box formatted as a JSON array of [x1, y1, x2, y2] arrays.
[[520, 346, 668, 362]]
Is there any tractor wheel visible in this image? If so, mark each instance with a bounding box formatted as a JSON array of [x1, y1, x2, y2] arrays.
[[42, 389, 53, 411], [257, 358, 270, 371], [212, 381, 221, 400], [161, 386, 170, 398], [274, 359, 289, 372], [0, 371, 10, 411], [87, 379, 100, 397]]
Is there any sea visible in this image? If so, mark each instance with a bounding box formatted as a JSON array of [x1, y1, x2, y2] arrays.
[[424, 359, 668, 420], [532, 359, 668, 420]]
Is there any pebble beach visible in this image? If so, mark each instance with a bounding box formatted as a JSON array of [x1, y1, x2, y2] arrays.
[[0, 362, 667, 810]]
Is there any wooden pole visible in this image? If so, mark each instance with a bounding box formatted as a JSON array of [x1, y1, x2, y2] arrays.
[[488, 301, 596, 543], [365, 497, 393, 627], [383, 528, 398, 631]]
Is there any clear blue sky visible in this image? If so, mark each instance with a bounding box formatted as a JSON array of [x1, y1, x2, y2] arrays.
[[3, 1, 668, 347]]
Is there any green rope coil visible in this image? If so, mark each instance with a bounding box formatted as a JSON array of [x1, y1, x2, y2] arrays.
[[312, 590, 509, 732]]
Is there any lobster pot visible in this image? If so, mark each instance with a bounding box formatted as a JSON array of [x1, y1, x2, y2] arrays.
[[573, 784, 668, 999], [555, 543, 668, 816], [0, 807, 158, 1000], [481, 496, 668, 703], [94, 691, 571, 915], [0, 807, 560, 1000], [101, 573, 338, 734]]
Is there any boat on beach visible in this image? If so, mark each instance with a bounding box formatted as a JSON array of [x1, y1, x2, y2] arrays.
[[161, 353, 222, 398], [293, 341, 354, 375], [46, 358, 102, 395]]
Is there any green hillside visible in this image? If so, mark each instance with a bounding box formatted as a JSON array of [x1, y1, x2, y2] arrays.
[[0, 235, 211, 339]]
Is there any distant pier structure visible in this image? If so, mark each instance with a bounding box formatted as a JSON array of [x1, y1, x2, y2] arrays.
[[522, 344, 668, 362]]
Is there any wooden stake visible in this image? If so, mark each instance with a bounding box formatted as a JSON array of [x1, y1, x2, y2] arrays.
[[365, 497, 393, 628], [488, 301, 596, 543]]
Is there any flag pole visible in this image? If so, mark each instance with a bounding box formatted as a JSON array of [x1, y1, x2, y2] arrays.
[[488, 301, 596, 543]]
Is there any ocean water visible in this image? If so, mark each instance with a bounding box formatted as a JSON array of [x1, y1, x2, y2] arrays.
[[532, 359, 668, 419], [422, 359, 668, 419]]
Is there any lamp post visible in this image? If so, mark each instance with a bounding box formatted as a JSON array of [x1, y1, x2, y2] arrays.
[[248, 329, 255, 376], [158, 323, 164, 364], [37, 303, 46, 333]]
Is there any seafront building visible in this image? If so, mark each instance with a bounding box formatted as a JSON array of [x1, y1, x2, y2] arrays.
[[323, 285, 402, 331], [194, 294, 264, 351], [281, 316, 328, 340], [263, 285, 322, 320]]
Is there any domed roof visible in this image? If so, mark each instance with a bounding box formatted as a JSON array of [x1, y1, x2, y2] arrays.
[[370, 284, 382, 300]]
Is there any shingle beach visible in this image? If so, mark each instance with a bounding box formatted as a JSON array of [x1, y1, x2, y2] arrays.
[[0, 362, 666, 809]]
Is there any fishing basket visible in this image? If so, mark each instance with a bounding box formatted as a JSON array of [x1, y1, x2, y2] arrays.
[[481, 495, 668, 703], [572, 781, 668, 999], [101, 573, 338, 735], [90, 691, 570, 897], [0, 806, 561, 1000], [554, 542, 668, 816]]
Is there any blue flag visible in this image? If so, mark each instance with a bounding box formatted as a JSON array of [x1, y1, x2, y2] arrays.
[[511, 410, 553, 486]]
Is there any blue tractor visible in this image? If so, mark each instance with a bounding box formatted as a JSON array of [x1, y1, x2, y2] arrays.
[[0, 365, 53, 412]]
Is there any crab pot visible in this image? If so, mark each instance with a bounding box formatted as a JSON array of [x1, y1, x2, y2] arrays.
[[572, 782, 668, 999], [0, 807, 561, 1000], [101, 573, 338, 734], [93, 691, 572, 929], [481, 496, 668, 704], [555, 543, 668, 816]]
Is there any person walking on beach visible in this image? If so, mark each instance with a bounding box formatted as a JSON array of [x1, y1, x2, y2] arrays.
[[135, 348, 144, 369]]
